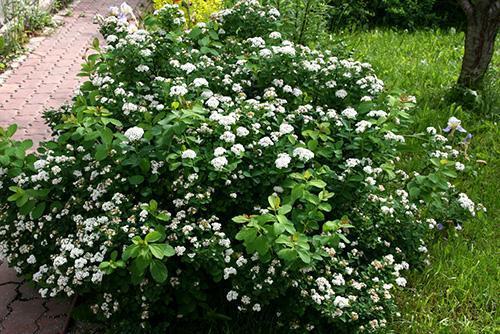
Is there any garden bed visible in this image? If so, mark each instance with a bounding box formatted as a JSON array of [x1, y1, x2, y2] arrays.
[[0, 1, 486, 333]]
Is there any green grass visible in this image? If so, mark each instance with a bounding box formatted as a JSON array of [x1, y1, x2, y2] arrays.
[[338, 29, 499, 333]]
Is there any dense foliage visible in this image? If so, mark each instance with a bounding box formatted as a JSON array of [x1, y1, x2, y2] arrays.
[[152, 0, 223, 26], [326, 0, 466, 30], [275, 0, 466, 31], [0, 1, 481, 333]]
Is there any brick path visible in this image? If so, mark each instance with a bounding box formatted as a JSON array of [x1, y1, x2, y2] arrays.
[[0, 0, 145, 333]]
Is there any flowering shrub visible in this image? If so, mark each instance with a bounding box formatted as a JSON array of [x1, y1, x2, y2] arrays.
[[0, 1, 482, 332], [153, 0, 223, 26]]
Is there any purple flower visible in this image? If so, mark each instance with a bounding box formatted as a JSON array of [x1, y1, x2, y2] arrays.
[[463, 133, 473, 143], [443, 117, 466, 133], [437, 223, 444, 230]]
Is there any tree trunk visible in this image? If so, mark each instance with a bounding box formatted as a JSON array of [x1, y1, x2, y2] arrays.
[[457, 0, 499, 89]]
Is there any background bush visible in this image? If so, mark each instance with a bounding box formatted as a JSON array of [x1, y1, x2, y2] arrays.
[[153, 0, 223, 25], [325, 0, 465, 30]]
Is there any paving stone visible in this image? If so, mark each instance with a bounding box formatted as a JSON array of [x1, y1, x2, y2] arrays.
[[1, 300, 45, 333], [19, 283, 41, 300], [36, 315, 66, 334], [44, 298, 72, 318], [0, 283, 18, 320], [0, 262, 23, 284]]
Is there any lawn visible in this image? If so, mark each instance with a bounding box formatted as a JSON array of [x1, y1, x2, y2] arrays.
[[339, 29, 499, 333]]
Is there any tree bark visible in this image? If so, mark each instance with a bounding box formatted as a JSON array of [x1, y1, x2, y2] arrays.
[[457, 0, 500, 89]]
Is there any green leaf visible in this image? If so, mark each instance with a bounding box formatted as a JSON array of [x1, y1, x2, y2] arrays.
[[291, 185, 304, 202], [277, 248, 297, 262], [198, 36, 210, 47], [31, 202, 46, 219], [122, 244, 140, 260], [297, 249, 311, 264], [251, 236, 269, 255], [323, 220, 340, 232], [232, 215, 250, 223], [268, 195, 280, 210], [309, 180, 327, 188], [155, 212, 170, 221], [128, 175, 145, 185], [149, 244, 166, 259], [235, 228, 257, 242], [160, 243, 175, 257], [145, 231, 162, 243], [94, 144, 108, 161], [6, 124, 17, 137], [278, 204, 292, 215], [273, 222, 285, 235], [132, 254, 150, 274], [276, 214, 290, 226], [100, 127, 114, 146], [16, 194, 29, 208], [318, 203, 332, 212], [92, 37, 100, 49], [442, 170, 457, 178], [150, 259, 168, 283], [140, 158, 151, 173]]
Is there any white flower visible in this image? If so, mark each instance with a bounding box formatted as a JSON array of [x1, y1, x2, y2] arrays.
[[418, 245, 428, 253], [355, 120, 372, 133], [258, 137, 274, 147], [395, 277, 407, 287], [335, 89, 348, 99], [236, 127, 250, 137], [292, 147, 314, 162], [384, 131, 405, 143], [170, 85, 188, 96], [139, 49, 152, 57], [226, 290, 238, 301], [455, 162, 465, 171], [53, 256, 67, 267], [182, 149, 197, 159], [247, 37, 266, 48], [259, 49, 273, 58], [220, 131, 236, 143], [458, 192, 475, 215], [175, 246, 186, 256], [124, 126, 144, 142], [180, 63, 196, 74], [193, 78, 209, 87], [34, 159, 47, 170], [206, 96, 220, 109], [252, 303, 262, 312], [333, 296, 350, 309], [214, 147, 226, 156], [120, 2, 134, 15], [367, 110, 387, 118], [106, 35, 118, 43], [122, 102, 138, 115], [279, 123, 294, 135], [269, 31, 281, 39], [341, 107, 357, 119], [426, 127, 437, 135], [231, 144, 245, 155], [223, 267, 237, 279], [211, 156, 228, 171], [275, 153, 291, 169], [135, 64, 149, 73]]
